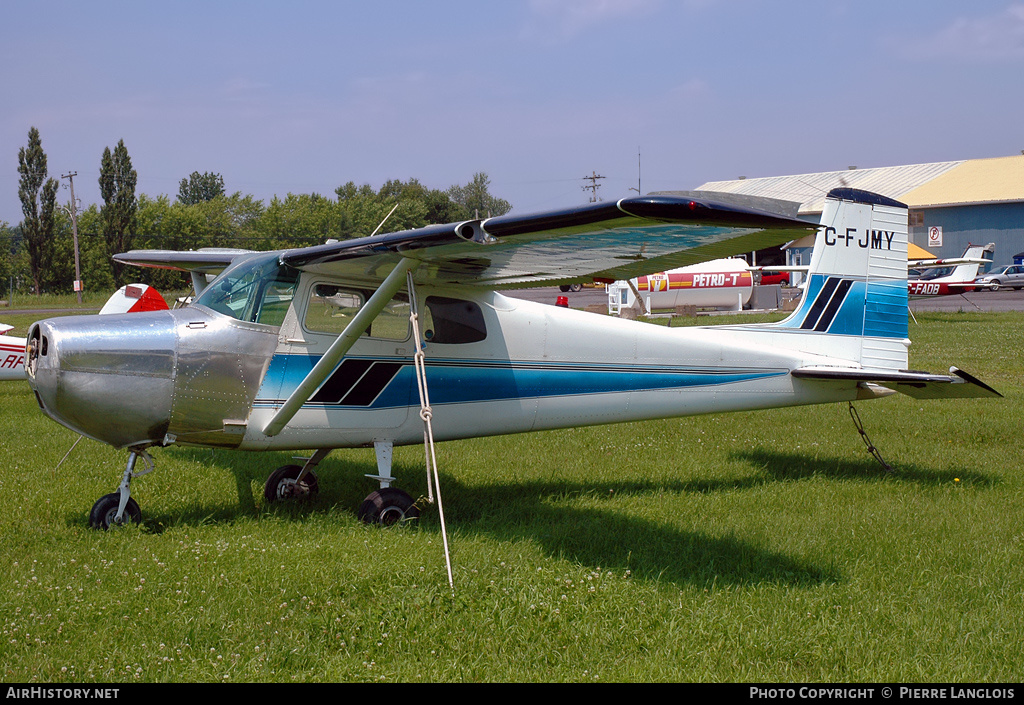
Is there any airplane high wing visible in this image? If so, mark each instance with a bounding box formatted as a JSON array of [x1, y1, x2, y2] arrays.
[[117, 195, 814, 291], [28, 189, 1000, 536]]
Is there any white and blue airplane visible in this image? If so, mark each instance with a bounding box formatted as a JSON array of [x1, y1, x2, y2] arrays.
[[25, 188, 999, 529]]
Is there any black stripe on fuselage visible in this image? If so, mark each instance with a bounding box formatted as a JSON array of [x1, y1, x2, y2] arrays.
[[310, 358, 376, 404], [339, 362, 404, 406]]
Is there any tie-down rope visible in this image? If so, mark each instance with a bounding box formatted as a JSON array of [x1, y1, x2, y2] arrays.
[[407, 271, 454, 592], [848, 402, 893, 473]]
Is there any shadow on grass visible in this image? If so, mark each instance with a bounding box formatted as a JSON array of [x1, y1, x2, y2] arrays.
[[132, 446, 840, 590], [137, 447, 368, 529], [79, 441, 999, 589], [465, 485, 838, 589], [732, 448, 999, 487]]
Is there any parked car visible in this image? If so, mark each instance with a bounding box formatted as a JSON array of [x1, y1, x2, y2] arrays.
[[758, 271, 790, 286], [976, 265, 1024, 291]]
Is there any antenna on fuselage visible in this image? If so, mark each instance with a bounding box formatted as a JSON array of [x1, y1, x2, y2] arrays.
[[371, 202, 401, 237]]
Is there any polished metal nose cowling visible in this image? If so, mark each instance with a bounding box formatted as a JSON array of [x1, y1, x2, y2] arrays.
[[27, 307, 280, 450], [28, 311, 177, 449]]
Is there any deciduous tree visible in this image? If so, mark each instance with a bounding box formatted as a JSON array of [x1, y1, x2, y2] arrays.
[[177, 171, 226, 205], [447, 172, 511, 219]]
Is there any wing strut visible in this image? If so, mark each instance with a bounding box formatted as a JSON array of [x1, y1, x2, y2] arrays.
[[262, 258, 419, 437]]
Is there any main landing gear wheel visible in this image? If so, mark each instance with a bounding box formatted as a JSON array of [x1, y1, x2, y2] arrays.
[[358, 488, 420, 525], [264, 465, 320, 503], [89, 493, 142, 530]]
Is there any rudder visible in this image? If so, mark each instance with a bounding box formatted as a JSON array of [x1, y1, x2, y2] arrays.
[[775, 188, 909, 371]]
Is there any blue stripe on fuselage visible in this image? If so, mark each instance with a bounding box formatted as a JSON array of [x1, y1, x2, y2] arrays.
[[254, 354, 787, 410]]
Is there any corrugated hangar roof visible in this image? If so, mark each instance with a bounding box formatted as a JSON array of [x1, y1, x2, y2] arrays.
[[900, 155, 1024, 208], [695, 154, 1024, 215]]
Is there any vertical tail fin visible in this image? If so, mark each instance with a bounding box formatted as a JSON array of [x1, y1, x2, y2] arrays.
[[774, 188, 909, 371], [947, 243, 994, 282]]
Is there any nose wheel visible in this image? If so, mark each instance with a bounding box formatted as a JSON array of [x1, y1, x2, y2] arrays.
[[90, 450, 152, 530], [90, 493, 142, 529]]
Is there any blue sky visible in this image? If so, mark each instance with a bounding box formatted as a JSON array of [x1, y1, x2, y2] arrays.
[[2, 0, 1023, 225]]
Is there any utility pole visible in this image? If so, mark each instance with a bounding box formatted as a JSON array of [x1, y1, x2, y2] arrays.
[[581, 171, 606, 202], [61, 172, 83, 304]]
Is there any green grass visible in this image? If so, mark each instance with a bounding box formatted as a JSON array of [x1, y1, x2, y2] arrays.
[[0, 289, 189, 312], [0, 310, 1022, 682]]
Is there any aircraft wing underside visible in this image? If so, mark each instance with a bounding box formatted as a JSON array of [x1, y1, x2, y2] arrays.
[[116, 194, 816, 290], [112, 248, 254, 274]]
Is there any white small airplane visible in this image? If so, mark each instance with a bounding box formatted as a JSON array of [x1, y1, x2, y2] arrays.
[[24, 188, 1000, 532], [908, 243, 994, 298], [98, 282, 171, 314], [0, 324, 26, 381], [0, 284, 169, 381]]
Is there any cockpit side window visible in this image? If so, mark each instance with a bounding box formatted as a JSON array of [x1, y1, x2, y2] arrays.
[[255, 277, 298, 327], [304, 284, 411, 341], [422, 296, 487, 344], [194, 253, 299, 326]]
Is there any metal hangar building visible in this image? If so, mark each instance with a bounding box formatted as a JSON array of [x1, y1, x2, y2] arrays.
[[695, 154, 1024, 271]]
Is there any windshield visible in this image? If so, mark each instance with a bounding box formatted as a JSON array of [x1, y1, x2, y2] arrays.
[[194, 253, 299, 326], [917, 267, 954, 281]]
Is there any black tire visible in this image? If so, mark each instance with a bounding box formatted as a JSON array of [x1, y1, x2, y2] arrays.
[[357, 487, 420, 525], [264, 465, 319, 503], [89, 493, 142, 530], [558, 285, 570, 292]]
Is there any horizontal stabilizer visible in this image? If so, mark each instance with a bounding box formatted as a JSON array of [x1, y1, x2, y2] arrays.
[[792, 366, 1002, 399]]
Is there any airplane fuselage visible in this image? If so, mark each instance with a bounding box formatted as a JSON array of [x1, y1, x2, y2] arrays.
[[27, 277, 872, 454], [0, 333, 26, 381], [908, 281, 979, 297], [245, 288, 866, 451]]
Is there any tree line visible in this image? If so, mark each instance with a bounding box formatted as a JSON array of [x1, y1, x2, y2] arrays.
[[3, 127, 513, 296]]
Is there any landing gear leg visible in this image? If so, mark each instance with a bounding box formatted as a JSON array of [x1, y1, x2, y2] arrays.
[[357, 439, 420, 525], [89, 449, 153, 529]]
